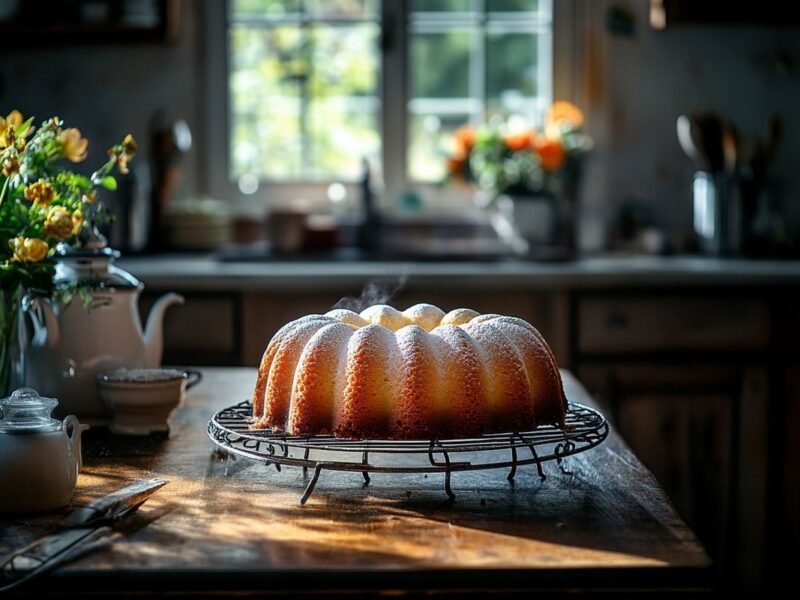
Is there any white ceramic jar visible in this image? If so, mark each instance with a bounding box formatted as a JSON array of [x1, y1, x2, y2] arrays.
[[0, 388, 86, 513]]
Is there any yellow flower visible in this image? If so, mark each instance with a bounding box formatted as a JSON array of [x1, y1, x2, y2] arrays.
[[57, 128, 89, 163], [0, 110, 24, 148], [545, 101, 585, 131], [24, 180, 56, 207], [109, 133, 137, 174], [71, 209, 84, 235], [44, 206, 75, 241], [1, 155, 19, 177], [122, 134, 137, 157], [9, 236, 48, 263]]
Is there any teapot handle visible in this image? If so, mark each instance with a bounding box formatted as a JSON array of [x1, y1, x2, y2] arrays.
[[63, 415, 88, 472]]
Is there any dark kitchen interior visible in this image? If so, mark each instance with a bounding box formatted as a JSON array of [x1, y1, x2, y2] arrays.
[[1, 0, 798, 597]]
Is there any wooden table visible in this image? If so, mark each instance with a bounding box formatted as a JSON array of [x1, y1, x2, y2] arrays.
[[1, 368, 711, 597]]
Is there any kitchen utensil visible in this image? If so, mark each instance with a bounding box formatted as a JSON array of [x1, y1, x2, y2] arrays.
[[676, 114, 709, 171], [0, 388, 86, 513], [150, 117, 193, 251], [97, 368, 202, 435], [0, 478, 167, 593], [694, 113, 725, 173], [721, 120, 738, 176], [22, 230, 184, 423]]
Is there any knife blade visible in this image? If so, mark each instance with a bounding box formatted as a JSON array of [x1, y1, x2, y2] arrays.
[[0, 478, 167, 592], [63, 478, 167, 527]]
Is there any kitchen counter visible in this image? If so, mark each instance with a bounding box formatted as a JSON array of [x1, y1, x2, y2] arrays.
[[1, 368, 710, 597], [118, 254, 800, 291]]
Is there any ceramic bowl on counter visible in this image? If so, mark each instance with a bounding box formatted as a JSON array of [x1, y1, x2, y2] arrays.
[[96, 368, 202, 435]]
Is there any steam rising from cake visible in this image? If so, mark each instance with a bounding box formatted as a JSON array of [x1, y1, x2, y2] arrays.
[[332, 273, 409, 312]]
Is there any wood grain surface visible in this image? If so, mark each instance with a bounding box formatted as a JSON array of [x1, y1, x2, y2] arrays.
[[0, 368, 710, 597]]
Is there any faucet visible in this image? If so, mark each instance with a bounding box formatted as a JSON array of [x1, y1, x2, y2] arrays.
[[357, 157, 380, 253]]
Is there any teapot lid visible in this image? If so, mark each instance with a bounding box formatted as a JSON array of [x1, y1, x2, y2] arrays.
[[0, 388, 62, 433], [54, 227, 140, 290]]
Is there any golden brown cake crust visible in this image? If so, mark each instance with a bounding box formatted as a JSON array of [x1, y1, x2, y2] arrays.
[[252, 304, 566, 439]]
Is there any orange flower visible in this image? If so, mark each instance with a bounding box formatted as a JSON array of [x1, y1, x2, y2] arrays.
[[453, 125, 476, 157], [545, 101, 584, 130], [446, 157, 466, 177], [504, 130, 535, 152], [534, 137, 566, 172]]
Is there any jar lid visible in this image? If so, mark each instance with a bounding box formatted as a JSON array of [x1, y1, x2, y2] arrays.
[[0, 388, 61, 433]]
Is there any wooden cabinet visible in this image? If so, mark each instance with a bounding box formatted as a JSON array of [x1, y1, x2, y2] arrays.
[[577, 295, 769, 355], [141, 292, 242, 365], [574, 291, 771, 591]]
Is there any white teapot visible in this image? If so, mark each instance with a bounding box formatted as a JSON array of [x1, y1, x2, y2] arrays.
[[22, 234, 183, 423], [0, 388, 86, 513]]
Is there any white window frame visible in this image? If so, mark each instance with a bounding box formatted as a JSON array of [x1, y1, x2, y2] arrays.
[[201, 0, 580, 213]]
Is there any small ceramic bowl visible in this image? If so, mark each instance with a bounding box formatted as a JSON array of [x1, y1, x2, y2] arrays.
[[96, 368, 202, 435]]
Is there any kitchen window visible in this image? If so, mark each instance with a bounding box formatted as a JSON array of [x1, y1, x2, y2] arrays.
[[215, 0, 555, 201]]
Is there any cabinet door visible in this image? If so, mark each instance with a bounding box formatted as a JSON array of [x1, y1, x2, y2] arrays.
[[141, 292, 241, 365], [577, 362, 767, 585]]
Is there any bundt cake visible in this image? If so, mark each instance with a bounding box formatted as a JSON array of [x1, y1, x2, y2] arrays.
[[252, 304, 566, 439]]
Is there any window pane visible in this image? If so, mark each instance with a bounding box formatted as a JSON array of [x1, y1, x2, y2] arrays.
[[486, 32, 539, 116], [411, 30, 472, 99], [408, 114, 471, 182], [307, 0, 379, 19], [229, 18, 380, 180], [486, 0, 541, 13], [230, 0, 302, 18], [407, 0, 552, 182], [306, 24, 380, 178], [411, 0, 475, 13]]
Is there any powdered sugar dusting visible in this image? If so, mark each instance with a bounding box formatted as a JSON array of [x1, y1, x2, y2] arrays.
[[254, 303, 565, 437]]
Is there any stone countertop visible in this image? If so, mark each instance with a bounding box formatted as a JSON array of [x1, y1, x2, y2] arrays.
[[116, 254, 800, 292]]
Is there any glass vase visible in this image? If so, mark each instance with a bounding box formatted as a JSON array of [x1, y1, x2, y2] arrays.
[[0, 287, 23, 397]]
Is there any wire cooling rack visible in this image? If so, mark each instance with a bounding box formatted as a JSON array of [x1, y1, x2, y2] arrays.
[[207, 400, 609, 504]]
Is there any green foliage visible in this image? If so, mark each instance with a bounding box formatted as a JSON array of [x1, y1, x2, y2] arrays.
[[99, 175, 117, 191], [0, 110, 135, 295]]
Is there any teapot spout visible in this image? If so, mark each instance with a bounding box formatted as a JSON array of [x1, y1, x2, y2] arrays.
[[143, 293, 184, 367]]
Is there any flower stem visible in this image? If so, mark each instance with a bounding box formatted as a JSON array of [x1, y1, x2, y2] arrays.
[[0, 176, 9, 210]]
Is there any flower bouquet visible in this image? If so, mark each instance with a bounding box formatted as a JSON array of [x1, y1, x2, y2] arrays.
[[0, 109, 136, 393], [444, 102, 590, 254], [445, 101, 589, 199]]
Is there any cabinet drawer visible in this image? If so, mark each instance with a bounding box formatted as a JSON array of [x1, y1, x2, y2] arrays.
[[577, 295, 769, 355]]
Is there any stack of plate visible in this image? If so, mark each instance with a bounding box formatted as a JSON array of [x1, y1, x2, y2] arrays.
[[165, 198, 232, 250]]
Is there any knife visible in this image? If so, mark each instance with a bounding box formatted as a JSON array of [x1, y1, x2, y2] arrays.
[[0, 478, 167, 593]]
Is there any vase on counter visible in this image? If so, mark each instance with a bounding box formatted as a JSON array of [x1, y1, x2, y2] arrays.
[[0, 287, 24, 397], [476, 184, 578, 260]]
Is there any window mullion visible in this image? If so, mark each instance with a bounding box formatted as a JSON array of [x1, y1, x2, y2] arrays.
[[382, 0, 408, 204], [476, 0, 486, 124]]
